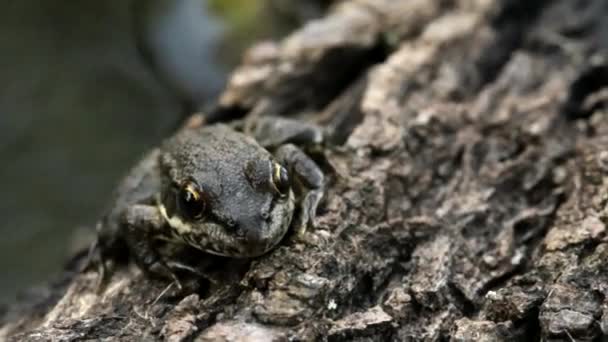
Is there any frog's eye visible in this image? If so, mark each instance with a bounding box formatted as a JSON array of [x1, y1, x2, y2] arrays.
[[271, 163, 290, 197], [178, 181, 207, 220]]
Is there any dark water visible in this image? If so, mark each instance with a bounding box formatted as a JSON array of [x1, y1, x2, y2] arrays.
[[0, 0, 323, 304]]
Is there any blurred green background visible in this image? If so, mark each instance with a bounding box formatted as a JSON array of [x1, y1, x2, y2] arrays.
[[0, 0, 328, 304]]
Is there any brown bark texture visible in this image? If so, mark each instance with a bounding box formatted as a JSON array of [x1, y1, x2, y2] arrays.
[[3, 0, 608, 340]]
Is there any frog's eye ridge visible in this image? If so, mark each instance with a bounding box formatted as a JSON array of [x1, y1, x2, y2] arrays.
[[271, 163, 290, 197], [178, 180, 207, 220]]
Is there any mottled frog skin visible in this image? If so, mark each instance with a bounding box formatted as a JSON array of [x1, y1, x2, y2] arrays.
[[92, 117, 325, 287]]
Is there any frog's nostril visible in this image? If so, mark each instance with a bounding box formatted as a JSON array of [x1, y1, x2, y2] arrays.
[[260, 210, 270, 220], [227, 218, 245, 237], [244, 227, 263, 244], [239, 221, 276, 256]]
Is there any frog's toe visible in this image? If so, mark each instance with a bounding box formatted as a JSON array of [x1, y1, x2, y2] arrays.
[[305, 189, 324, 227], [296, 189, 323, 236], [166, 261, 203, 276], [147, 261, 184, 290], [291, 189, 323, 238], [80, 239, 98, 273], [93, 260, 108, 294], [79, 237, 111, 293]]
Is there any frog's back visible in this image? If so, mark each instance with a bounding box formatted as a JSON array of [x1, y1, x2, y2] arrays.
[[162, 124, 271, 175]]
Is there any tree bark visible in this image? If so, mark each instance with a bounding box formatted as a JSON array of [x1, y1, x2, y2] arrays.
[[3, 0, 608, 340]]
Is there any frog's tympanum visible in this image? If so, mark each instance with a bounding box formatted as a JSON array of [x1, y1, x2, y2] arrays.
[[91, 117, 325, 287]]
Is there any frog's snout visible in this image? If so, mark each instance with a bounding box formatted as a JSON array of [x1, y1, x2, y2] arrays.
[[240, 222, 275, 256]]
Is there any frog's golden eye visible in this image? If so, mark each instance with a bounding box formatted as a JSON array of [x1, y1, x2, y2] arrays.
[[178, 181, 207, 220], [271, 163, 290, 197]]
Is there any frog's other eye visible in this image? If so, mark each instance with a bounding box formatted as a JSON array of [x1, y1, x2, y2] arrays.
[[271, 163, 290, 197], [178, 181, 207, 220]]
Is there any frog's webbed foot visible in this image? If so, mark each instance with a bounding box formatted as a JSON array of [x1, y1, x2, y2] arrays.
[[122, 204, 184, 290], [251, 117, 326, 237]]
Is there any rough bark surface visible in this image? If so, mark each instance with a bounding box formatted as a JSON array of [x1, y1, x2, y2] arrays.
[[3, 0, 608, 340]]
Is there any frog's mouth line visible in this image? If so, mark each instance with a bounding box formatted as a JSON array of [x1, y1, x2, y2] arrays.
[[158, 203, 236, 256], [158, 203, 194, 235], [157, 192, 295, 258]]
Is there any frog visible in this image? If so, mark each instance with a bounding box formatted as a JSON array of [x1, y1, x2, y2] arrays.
[[89, 115, 326, 288]]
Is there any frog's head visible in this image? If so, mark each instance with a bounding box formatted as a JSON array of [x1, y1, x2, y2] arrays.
[[157, 127, 295, 257]]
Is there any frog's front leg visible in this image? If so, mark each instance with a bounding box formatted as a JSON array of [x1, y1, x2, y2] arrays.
[[250, 117, 326, 235], [275, 144, 325, 235], [121, 204, 183, 289], [249, 116, 327, 236]]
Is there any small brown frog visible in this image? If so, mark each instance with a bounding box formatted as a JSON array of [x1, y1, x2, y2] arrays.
[[90, 116, 325, 288]]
